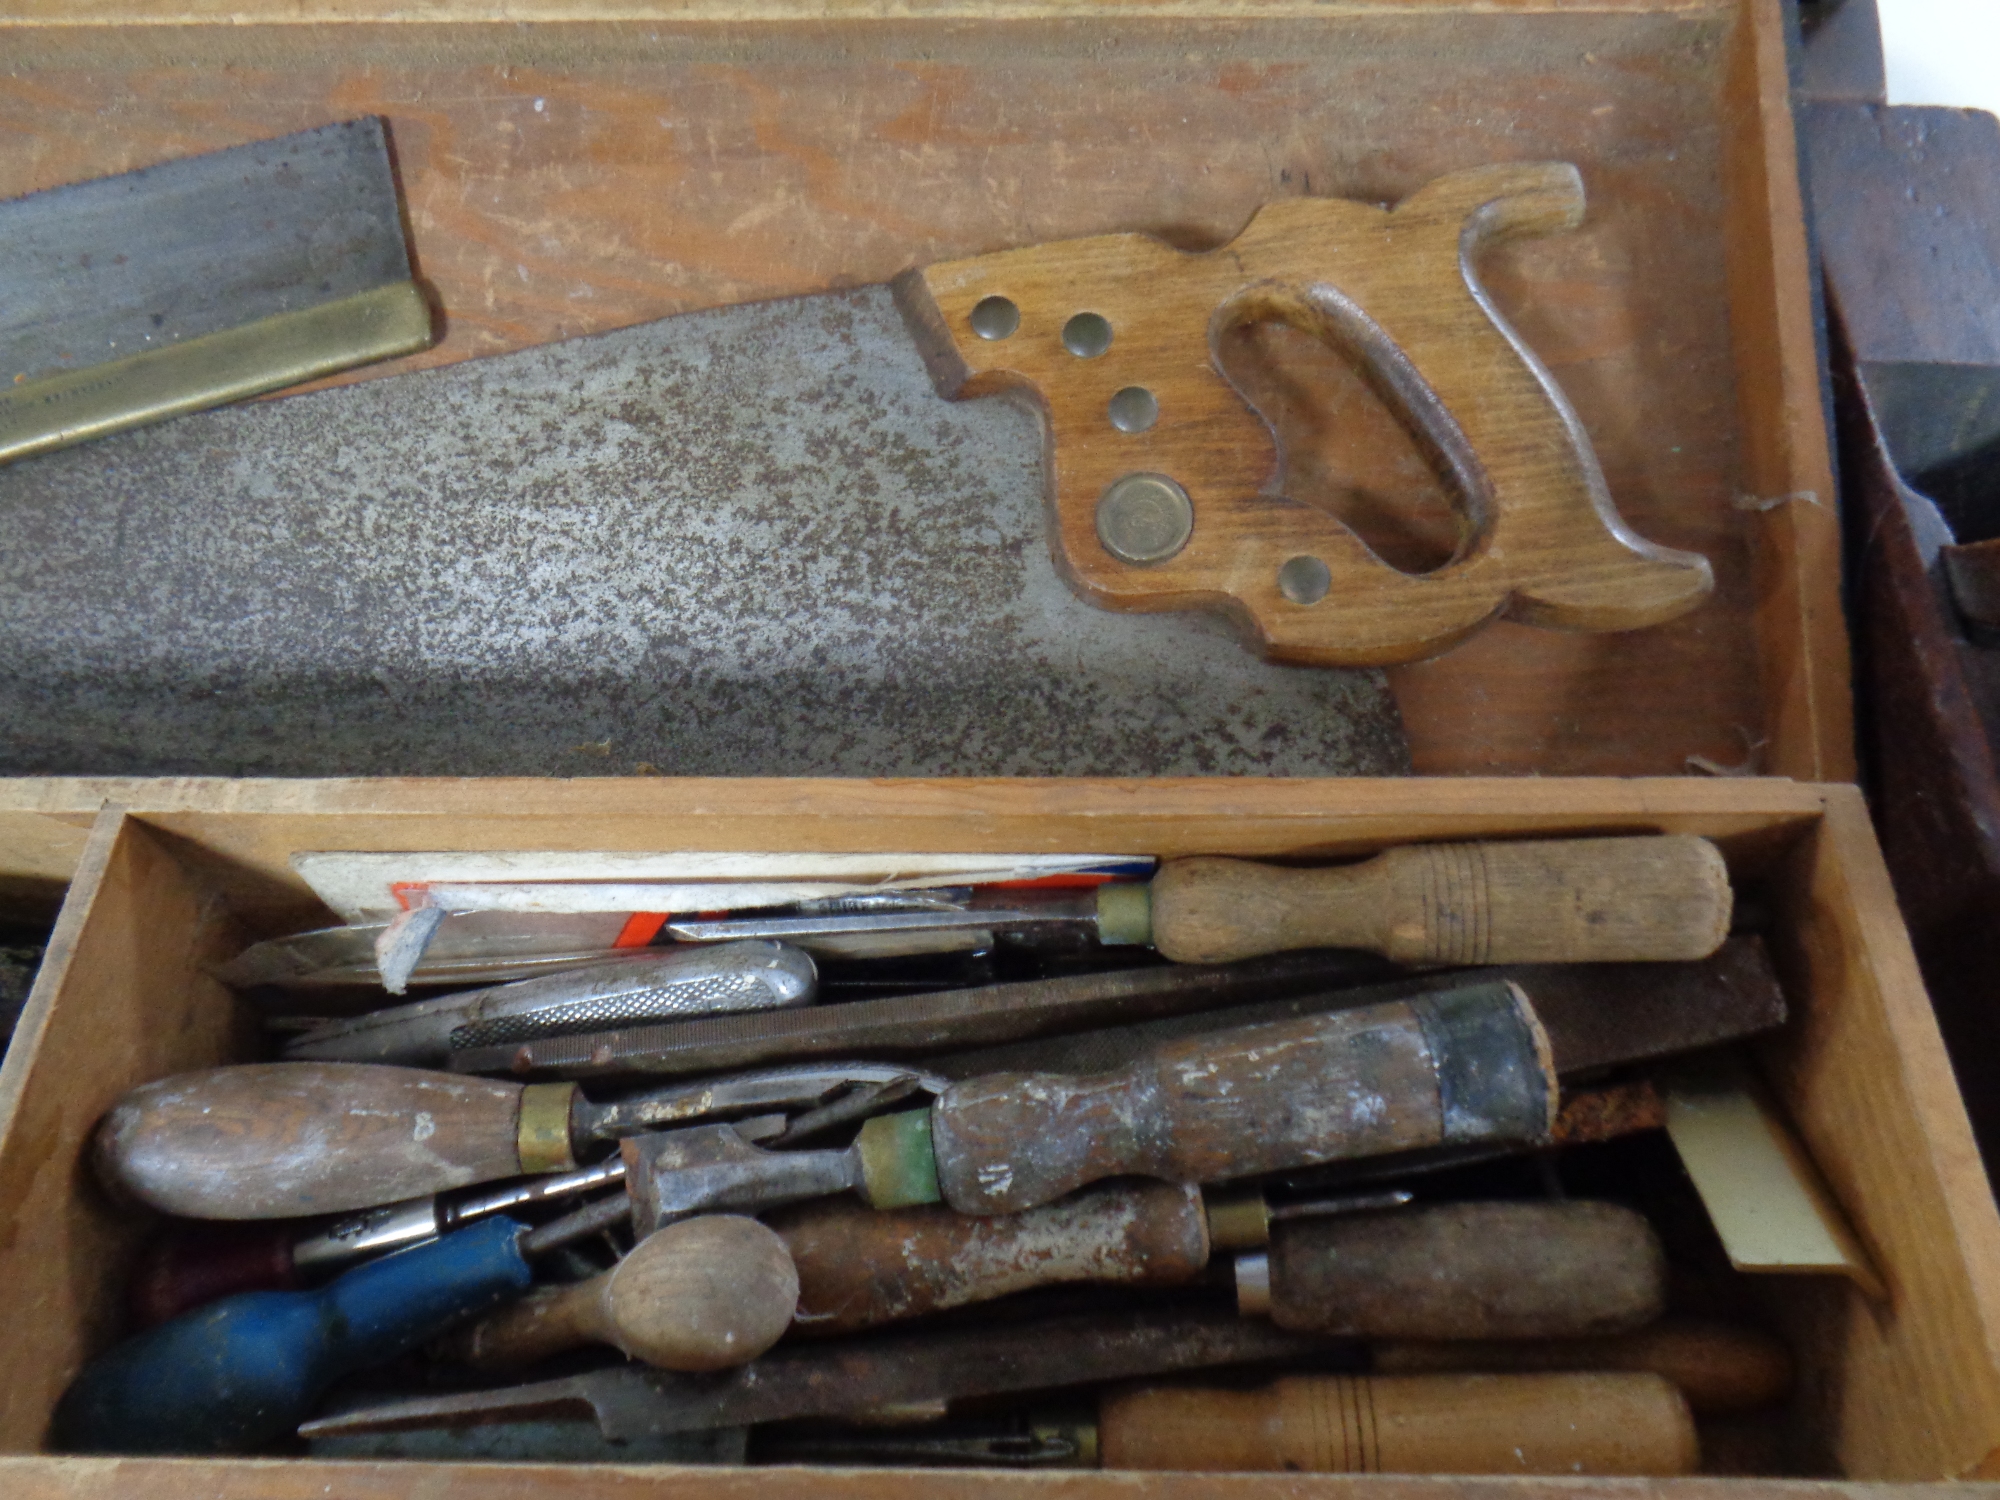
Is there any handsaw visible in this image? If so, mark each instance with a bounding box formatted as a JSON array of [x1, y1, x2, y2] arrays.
[[0, 161, 1702, 776], [0, 118, 432, 465]]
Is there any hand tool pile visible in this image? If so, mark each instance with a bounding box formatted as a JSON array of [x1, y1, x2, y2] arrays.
[[60, 834, 1801, 1474]]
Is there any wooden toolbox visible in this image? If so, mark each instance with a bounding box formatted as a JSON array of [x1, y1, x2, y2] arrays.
[[0, 0, 1960, 1492], [0, 776, 1997, 1494]]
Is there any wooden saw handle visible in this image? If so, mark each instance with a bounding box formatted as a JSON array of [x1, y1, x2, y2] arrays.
[[1098, 1373, 1699, 1475], [895, 163, 1713, 667], [772, 1179, 1209, 1335], [444, 1215, 797, 1372], [1147, 834, 1732, 965], [929, 982, 1555, 1215], [1259, 1201, 1665, 1339]]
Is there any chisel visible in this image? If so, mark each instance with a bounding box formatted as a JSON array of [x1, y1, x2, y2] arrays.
[[280, 941, 817, 1066], [56, 1203, 635, 1455], [96, 1061, 941, 1219], [617, 980, 1553, 1227], [128, 1158, 626, 1328], [450, 1191, 1660, 1368]]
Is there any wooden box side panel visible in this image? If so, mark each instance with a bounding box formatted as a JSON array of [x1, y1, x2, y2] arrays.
[[0, 812, 254, 1452], [1760, 786, 2000, 1478], [1721, 0, 1853, 783]]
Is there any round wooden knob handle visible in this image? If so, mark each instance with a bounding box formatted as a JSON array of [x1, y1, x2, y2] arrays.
[[602, 1214, 798, 1371]]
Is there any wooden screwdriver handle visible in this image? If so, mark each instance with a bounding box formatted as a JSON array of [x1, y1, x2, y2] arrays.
[[771, 1179, 1209, 1335], [1372, 1318, 1794, 1416], [1098, 1373, 1699, 1474], [1263, 1201, 1665, 1338], [1148, 835, 1732, 965], [445, 1215, 798, 1373], [94, 1063, 534, 1219], [931, 982, 1554, 1215]]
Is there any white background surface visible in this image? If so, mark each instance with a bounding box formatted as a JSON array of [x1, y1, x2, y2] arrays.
[[1878, 0, 2000, 116]]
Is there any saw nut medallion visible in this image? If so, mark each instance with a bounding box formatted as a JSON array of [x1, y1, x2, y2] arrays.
[[895, 162, 1714, 667]]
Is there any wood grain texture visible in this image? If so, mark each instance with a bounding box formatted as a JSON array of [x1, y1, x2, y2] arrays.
[[0, 5, 1785, 776], [1720, 0, 1853, 780], [0, 1461, 1964, 1500], [6, 777, 1993, 1478], [903, 164, 1712, 665], [1268, 1202, 1666, 1339], [1097, 1373, 1700, 1474], [93, 1063, 529, 1219], [453, 1214, 795, 1370], [1148, 834, 1732, 964], [1372, 1319, 1795, 1417], [1755, 785, 2000, 1478], [929, 987, 1553, 1214], [0, 814, 257, 1452], [774, 1179, 1208, 1334]]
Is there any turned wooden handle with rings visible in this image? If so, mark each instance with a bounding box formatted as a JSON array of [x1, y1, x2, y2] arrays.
[[896, 162, 1713, 665]]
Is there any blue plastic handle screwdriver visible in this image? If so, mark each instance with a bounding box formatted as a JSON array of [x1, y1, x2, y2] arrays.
[[55, 1200, 624, 1454]]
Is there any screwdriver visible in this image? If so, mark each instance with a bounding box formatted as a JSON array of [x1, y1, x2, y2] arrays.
[[55, 1200, 633, 1455], [661, 835, 1730, 966], [95, 1060, 940, 1219], [128, 1158, 626, 1328]]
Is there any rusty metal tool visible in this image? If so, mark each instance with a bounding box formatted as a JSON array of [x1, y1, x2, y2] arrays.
[[1, 118, 432, 467], [616, 980, 1554, 1226], [456, 928, 1774, 1085], [94, 1060, 945, 1220], [129, 1156, 627, 1328], [299, 1305, 1359, 1441], [451, 948, 1385, 1080], [281, 942, 817, 1066]]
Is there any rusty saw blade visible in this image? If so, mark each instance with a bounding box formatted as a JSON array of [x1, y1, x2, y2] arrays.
[[0, 286, 1406, 777]]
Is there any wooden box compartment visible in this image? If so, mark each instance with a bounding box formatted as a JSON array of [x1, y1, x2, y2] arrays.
[[0, 775, 1996, 1496], [0, 0, 1844, 783]]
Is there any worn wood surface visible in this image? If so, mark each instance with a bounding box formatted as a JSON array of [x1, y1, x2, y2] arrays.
[[903, 163, 1713, 665], [1148, 834, 1732, 965], [0, 3, 1812, 777], [928, 987, 1552, 1214], [1268, 1202, 1665, 1339], [776, 1179, 1207, 1333], [0, 778, 1995, 1478], [1373, 1320, 1796, 1417], [0, 814, 257, 1451], [0, 1464, 1988, 1500], [94, 1062, 530, 1219], [1098, 1373, 1699, 1474], [457, 1213, 795, 1370]]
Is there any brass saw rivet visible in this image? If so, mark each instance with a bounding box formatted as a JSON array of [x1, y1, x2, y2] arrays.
[[1097, 473, 1193, 566], [1279, 554, 1332, 605]]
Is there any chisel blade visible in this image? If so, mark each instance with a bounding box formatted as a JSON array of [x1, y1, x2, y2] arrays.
[[0, 118, 432, 465], [0, 284, 1406, 777]]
